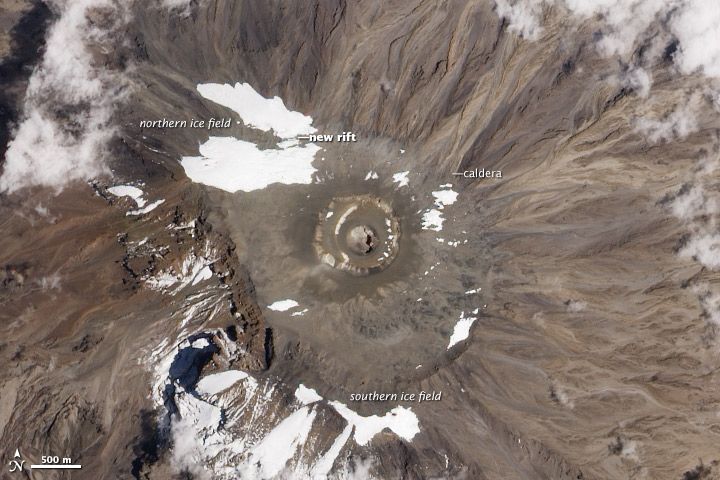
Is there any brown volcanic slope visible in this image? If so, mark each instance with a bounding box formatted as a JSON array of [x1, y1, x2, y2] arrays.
[[2, 0, 720, 479]]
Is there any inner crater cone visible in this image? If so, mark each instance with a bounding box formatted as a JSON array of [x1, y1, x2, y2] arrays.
[[314, 195, 401, 276], [347, 225, 377, 255]]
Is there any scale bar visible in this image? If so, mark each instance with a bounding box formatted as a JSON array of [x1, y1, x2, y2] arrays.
[[31, 464, 82, 469]]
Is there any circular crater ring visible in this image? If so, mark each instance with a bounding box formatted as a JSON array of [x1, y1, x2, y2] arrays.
[[314, 195, 401, 276]]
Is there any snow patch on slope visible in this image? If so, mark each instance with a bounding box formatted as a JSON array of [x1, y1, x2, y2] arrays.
[[330, 402, 420, 446], [246, 406, 318, 479], [295, 384, 323, 405], [422, 186, 459, 232], [145, 244, 216, 294], [182, 82, 322, 193], [146, 327, 420, 478], [197, 371, 250, 396], [422, 209, 445, 232], [108, 185, 165, 215], [448, 311, 478, 349], [392, 171, 410, 188], [108, 185, 146, 207], [267, 299, 300, 312], [197, 82, 316, 139], [181, 136, 320, 193], [128, 199, 166, 216]]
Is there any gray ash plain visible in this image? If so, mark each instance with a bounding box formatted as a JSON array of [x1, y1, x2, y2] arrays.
[[206, 138, 494, 397]]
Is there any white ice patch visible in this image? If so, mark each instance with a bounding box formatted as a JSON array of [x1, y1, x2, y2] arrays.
[[162, 0, 204, 16], [181, 136, 320, 193], [196, 370, 249, 396], [108, 185, 146, 207], [144, 328, 411, 479], [365, 171, 379, 180], [422, 209, 445, 232], [295, 384, 323, 405], [197, 82, 316, 139], [145, 245, 216, 294], [182, 82, 321, 193], [127, 199, 165, 216], [432, 189, 458, 207], [191, 338, 210, 349], [447, 311, 478, 349], [311, 424, 353, 477], [267, 299, 300, 312], [246, 406, 318, 479], [107, 185, 165, 216], [291, 308, 309, 317], [38, 274, 61, 291], [170, 392, 224, 465], [422, 186, 458, 233], [329, 402, 420, 446], [392, 171, 410, 188], [191, 265, 213, 286]]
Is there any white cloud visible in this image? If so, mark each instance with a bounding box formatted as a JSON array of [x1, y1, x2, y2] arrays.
[[634, 96, 700, 143], [1, 0, 196, 194], [566, 300, 587, 313], [563, 0, 673, 56], [494, 0, 546, 40], [694, 283, 720, 326], [671, 0, 720, 77], [672, 156, 720, 331], [681, 235, 720, 270], [673, 157, 720, 264], [38, 273, 62, 290], [495, 0, 720, 82], [672, 184, 718, 221], [551, 383, 575, 408], [0, 0, 130, 193], [568, 0, 720, 79], [622, 66, 652, 98]]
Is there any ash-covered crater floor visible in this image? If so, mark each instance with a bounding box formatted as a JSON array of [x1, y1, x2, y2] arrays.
[[206, 134, 491, 394]]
